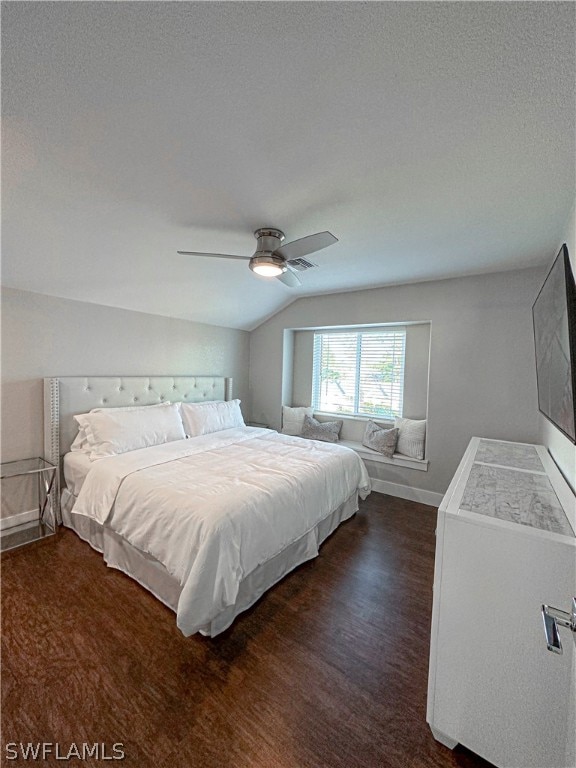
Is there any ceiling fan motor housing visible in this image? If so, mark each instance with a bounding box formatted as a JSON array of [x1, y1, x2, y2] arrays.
[[250, 228, 287, 275], [254, 228, 285, 254]]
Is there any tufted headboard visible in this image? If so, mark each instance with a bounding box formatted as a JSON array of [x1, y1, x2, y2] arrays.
[[43, 375, 232, 466]]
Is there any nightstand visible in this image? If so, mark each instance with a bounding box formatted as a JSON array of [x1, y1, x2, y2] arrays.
[[0, 457, 59, 552]]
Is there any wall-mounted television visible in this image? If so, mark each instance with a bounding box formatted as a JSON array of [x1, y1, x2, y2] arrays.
[[532, 243, 576, 443]]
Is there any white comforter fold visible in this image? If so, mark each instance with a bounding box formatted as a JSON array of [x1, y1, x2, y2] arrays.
[[72, 427, 370, 634]]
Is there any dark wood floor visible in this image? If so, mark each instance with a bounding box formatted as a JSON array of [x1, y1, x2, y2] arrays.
[[1, 494, 494, 768]]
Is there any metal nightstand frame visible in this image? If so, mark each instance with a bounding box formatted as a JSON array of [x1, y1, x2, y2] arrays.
[[0, 457, 59, 552]]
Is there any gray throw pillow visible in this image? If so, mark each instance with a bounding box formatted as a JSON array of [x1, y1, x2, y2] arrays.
[[301, 414, 343, 443], [362, 421, 399, 458]]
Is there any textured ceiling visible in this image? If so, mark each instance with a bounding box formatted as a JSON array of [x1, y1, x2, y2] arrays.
[[2, 1, 575, 330]]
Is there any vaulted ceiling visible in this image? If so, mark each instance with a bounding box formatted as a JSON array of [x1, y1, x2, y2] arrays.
[[2, 2, 575, 330]]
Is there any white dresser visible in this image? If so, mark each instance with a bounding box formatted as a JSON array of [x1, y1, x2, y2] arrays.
[[427, 437, 576, 768]]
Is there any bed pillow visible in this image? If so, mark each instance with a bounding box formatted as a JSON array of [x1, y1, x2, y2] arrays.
[[75, 403, 185, 460], [394, 417, 426, 460], [180, 399, 245, 437], [92, 402, 172, 412], [300, 414, 343, 443], [281, 406, 313, 436], [362, 421, 399, 458], [70, 428, 90, 453], [70, 402, 172, 452]]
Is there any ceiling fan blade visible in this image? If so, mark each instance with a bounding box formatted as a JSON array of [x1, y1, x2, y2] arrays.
[[177, 251, 251, 262], [276, 267, 302, 288], [274, 231, 338, 261]]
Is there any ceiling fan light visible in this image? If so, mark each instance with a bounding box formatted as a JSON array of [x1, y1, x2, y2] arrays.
[[249, 254, 286, 278], [252, 263, 283, 277]]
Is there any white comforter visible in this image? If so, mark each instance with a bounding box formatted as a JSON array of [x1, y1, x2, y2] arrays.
[[72, 427, 370, 635]]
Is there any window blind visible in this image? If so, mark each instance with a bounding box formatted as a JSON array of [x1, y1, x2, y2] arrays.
[[311, 328, 406, 419]]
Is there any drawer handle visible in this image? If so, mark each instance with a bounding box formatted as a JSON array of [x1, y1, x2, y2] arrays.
[[541, 598, 576, 654]]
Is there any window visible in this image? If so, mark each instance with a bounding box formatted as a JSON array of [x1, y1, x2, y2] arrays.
[[311, 328, 406, 419]]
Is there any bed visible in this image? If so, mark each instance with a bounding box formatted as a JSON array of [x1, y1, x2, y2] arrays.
[[44, 376, 371, 637]]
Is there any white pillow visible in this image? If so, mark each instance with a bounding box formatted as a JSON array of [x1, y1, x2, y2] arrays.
[[180, 399, 245, 437], [70, 429, 90, 453], [394, 417, 426, 460], [70, 402, 172, 453], [75, 403, 185, 460], [281, 405, 313, 436]]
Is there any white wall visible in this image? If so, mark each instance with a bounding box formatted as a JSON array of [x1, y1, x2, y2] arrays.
[[0, 287, 250, 463], [249, 268, 544, 496], [538, 200, 576, 490]]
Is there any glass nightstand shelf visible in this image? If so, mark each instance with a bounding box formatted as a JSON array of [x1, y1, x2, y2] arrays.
[[0, 457, 59, 552]]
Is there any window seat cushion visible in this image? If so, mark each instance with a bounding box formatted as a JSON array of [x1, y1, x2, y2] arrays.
[[339, 440, 428, 471]]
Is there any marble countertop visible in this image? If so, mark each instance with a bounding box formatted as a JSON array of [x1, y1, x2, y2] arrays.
[[459, 439, 574, 537], [474, 439, 544, 472]]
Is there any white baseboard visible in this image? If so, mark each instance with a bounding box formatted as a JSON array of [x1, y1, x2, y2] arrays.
[[369, 478, 443, 508], [0, 509, 38, 532]]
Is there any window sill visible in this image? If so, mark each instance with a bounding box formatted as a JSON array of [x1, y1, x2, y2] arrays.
[[339, 440, 428, 471], [314, 411, 394, 427]]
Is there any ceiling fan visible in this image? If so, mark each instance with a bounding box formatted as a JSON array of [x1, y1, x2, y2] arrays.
[[177, 228, 338, 287]]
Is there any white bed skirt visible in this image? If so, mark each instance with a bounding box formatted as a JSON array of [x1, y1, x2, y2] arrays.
[[61, 488, 359, 637]]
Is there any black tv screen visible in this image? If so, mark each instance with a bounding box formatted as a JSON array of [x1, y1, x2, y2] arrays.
[[532, 243, 576, 443]]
